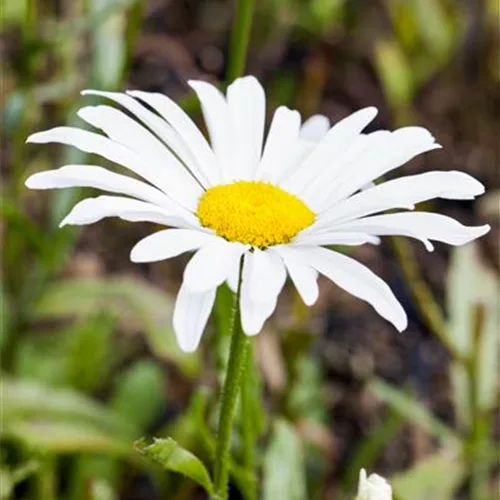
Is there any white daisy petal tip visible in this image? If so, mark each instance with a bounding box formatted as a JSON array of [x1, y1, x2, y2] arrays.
[[395, 312, 408, 333], [350, 106, 378, 127], [467, 224, 491, 241], [130, 242, 148, 263], [24, 173, 42, 189], [173, 283, 217, 353], [80, 89, 104, 97], [58, 216, 70, 228], [365, 105, 378, 118], [187, 79, 214, 89], [26, 131, 46, 144]]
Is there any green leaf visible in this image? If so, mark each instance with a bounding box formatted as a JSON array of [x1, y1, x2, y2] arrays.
[[89, 0, 127, 89], [34, 277, 199, 376], [286, 356, 325, 423], [135, 437, 213, 494], [63, 313, 116, 393], [2, 378, 134, 439], [0, 197, 47, 253], [89, 479, 118, 500], [447, 243, 500, 424], [263, 419, 307, 500], [369, 379, 461, 448], [14, 333, 68, 386], [374, 38, 414, 109], [0, 0, 28, 27], [342, 409, 404, 489], [409, 0, 455, 60], [111, 360, 165, 432], [0, 468, 13, 500], [4, 421, 132, 458], [391, 453, 465, 500], [0, 283, 11, 350]]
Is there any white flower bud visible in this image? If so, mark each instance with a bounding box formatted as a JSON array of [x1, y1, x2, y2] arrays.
[[356, 469, 392, 500]]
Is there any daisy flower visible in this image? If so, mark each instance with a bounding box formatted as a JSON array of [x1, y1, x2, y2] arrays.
[[25, 76, 490, 352]]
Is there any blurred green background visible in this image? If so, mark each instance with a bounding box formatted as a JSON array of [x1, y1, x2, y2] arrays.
[[1, 0, 499, 499]]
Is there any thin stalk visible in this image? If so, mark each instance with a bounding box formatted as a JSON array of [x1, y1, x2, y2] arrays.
[[212, 259, 250, 500], [36, 457, 56, 500], [467, 304, 487, 500], [226, 0, 255, 82], [212, 0, 257, 496], [390, 236, 466, 363], [240, 343, 257, 500]]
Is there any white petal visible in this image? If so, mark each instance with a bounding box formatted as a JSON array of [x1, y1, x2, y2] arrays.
[[299, 132, 385, 210], [294, 231, 381, 246], [298, 246, 407, 331], [256, 106, 301, 182], [240, 291, 278, 336], [27, 127, 198, 211], [226, 76, 266, 179], [188, 81, 234, 183], [280, 107, 378, 197], [239, 250, 286, 336], [357, 469, 392, 500], [77, 105, 202, 211], [272, 246, 319, 306], [247, 248, 287, 304], [183, 240, 248, 292], [28, 126, 141, 170], [173, 280, 216, 352], [25, 165, 182, 210], [81, 90, 203, 185], [127, 90, 220, 186], [130, 228, 217, 263], [325, 126, 441, 205], [299, 114, 330, 142], [314, 170, 485, 230], [59, 195, 190, 228], [334, 212, 491, 251]]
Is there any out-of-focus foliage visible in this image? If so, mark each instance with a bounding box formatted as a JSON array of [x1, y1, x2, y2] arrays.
[[263, 419, 307, 500], [1, 0, 498, 498]]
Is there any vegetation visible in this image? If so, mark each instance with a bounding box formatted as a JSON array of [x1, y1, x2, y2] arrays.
[[1, 0, 498, 498]]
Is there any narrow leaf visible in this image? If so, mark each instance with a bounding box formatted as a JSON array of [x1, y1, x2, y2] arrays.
[[34, 277, 199, 376], [447, 243, 500, 425], [4, 421, 132, 458], [135, 438, 213, 494], [391, 453, 464, 500], [263, 419, 307, 500], [369, 379, 460, 447], [111, 360, 165, 432], [2, 378, 134, 439]]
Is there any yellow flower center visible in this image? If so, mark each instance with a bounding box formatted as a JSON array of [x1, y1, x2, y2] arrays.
[[197, 181, 315, 248]]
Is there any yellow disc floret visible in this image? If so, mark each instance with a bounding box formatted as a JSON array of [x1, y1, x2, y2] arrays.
[[197, 181, 315, 248]]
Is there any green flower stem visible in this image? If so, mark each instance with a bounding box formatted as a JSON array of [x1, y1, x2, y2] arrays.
[[226, 0, 255, 82], [467, 305, 488, 500], [240, 343, 257, 500], [212, 2, 257, 496], [213, 259, 250, 500]]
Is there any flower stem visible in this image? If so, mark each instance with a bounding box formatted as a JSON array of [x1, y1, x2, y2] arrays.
[[226, 0, 255, 82], [212, 1, 256, 496], [240, 343, 258, 500], [213, 259, 250, 500]]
